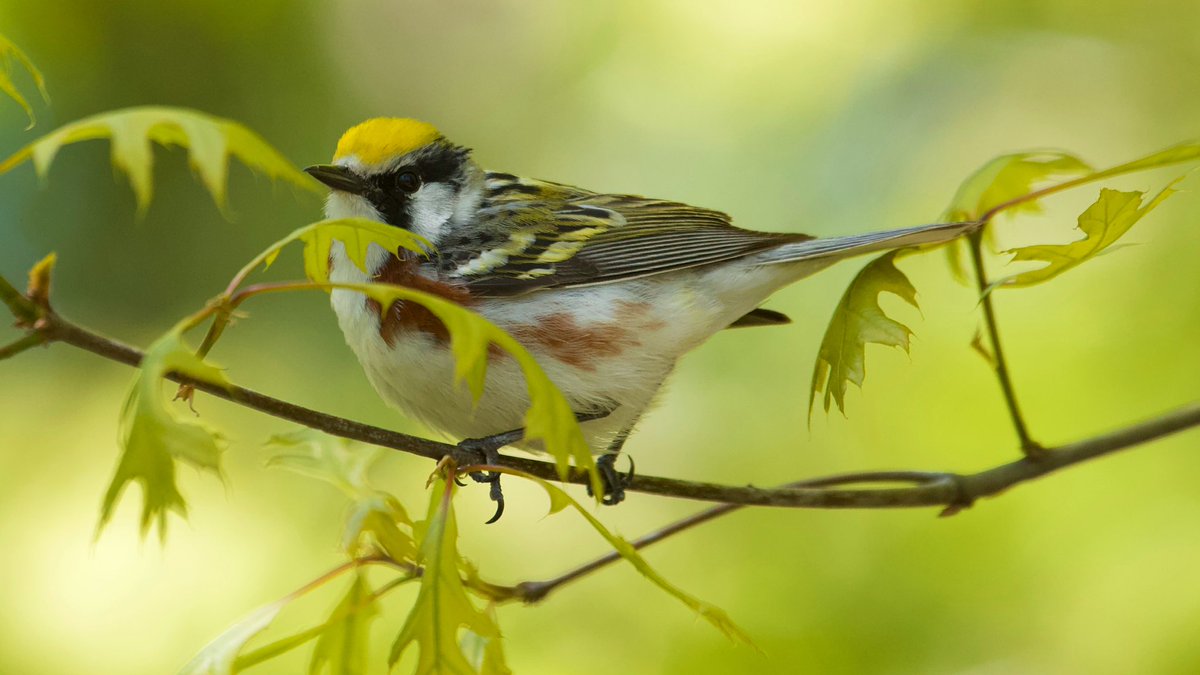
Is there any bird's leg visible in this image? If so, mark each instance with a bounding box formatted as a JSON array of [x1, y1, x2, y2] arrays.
[[587, 427, 636, 506], [456, 407, 614, 523]]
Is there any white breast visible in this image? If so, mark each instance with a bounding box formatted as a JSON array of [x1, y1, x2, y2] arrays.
[[327, 236, 825, 453]]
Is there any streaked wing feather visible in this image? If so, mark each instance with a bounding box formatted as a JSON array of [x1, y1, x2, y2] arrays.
[[451, 174, 811, 296]]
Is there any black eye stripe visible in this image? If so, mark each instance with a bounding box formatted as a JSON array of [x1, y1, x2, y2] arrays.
[[366, 140, 471, 229], [367, 185, 409, 230]]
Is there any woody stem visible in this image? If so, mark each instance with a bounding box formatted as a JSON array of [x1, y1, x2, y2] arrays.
[[967, 230, 1043, 457]]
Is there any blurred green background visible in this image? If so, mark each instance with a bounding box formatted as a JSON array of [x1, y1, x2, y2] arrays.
[[1, 1, 1199, 673]]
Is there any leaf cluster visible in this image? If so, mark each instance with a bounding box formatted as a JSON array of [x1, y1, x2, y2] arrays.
[[179, 440, 748, 674], [809, 147, 1195, 416]]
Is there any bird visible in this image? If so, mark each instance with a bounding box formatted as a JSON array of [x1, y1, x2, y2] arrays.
[[305, 118, 976, 513]]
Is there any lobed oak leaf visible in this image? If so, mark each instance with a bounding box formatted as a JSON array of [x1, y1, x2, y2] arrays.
[[266, 429, 416, 560], [809, 252, 919, 418], [99, 326, 232, 539], [997, 180, 1182, 288], [459, 604, 511, 675], [309, 571, 381, 675], [296, 218, 430, 285], [943, 151, 1092, 222], [0, 106, 320, 214], [389, 477, 509, 674]]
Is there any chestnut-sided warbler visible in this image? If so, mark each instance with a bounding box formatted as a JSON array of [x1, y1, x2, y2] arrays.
[[306, 118, 975, 507]]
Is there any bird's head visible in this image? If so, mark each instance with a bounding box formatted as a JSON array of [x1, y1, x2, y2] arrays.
[[305, 118, 482, 244]]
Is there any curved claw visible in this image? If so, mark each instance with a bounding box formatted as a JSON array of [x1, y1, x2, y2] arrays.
[[482, 472, 506, 524], [456, 432, 524, 523], [484, 496, 505, 525]]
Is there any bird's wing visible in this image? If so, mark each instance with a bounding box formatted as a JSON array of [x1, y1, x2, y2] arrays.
[[440, 173, 812, 297]]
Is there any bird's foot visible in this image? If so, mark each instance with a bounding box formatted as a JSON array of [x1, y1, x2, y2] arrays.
[[587, 453, 634, 506], [457, 435, 513, 524], [457, 408, 617, 521]]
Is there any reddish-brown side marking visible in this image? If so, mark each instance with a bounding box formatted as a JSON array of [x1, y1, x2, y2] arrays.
[[364, 253, 474, 347], [614, 300, 667, 332], [508, 303, 654, 371]]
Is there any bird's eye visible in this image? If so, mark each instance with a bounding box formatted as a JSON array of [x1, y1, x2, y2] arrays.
[[396, 171, 421, 193]]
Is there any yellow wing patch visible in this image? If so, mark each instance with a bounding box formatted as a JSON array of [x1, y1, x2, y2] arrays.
[[536, 240, 586, 263], [333, 118, 442, 167]]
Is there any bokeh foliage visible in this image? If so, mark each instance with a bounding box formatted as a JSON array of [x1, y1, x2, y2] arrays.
[[1, 2, 1199, 674]]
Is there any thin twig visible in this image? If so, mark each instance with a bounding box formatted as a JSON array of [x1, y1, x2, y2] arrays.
[[968, 231, 1044, 457], [0, 332, 45, 360], [0, 273, 35, 323], [17, 304, 1199, 511]]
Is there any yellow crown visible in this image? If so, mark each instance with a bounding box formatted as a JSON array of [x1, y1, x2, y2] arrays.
[[333, 118, 442, 166]]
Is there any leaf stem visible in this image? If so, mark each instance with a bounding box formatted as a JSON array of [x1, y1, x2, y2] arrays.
[[980, 145, 1200, 223], [232, 557, 408, 671], [192, 279, 318, 361], [968, 231, 1044, 457]]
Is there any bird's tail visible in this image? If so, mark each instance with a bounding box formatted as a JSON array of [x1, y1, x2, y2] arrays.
[[756, 221, 978, 265]]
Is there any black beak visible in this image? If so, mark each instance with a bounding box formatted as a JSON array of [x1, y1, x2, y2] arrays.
[[304, 164, 369, 194]]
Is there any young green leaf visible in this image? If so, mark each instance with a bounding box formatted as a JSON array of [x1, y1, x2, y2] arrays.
[[309, 571, 380, 675], [810, 252, 918, 418], [267, 429, 416, 560], [266, 429, 382, 498], [0, 106, 321, 213], [344, 495, 418, 561], [0, 33, 48, 128], [491, 467, 753, 646], [997, 180, 1181, 288], [460, 604, 510, 675], [300, 219, 430, 285], [100, 325, 233, 539], [943, 151, 1093, 222], [389, 476, 508, 673], [179, 599, 289, 675], [252, 218, 429, 282]]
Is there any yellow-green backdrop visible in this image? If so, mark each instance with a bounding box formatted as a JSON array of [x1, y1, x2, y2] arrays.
[[1, 1, 1198, 673]]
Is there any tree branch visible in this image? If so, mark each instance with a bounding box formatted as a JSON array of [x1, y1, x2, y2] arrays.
[[17, 302, 1199, 511]]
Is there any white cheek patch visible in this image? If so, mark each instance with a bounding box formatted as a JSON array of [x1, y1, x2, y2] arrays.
[[407, 182, 457, 243]]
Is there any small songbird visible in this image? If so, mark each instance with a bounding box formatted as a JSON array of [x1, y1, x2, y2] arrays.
[[306, 118, 974, 507]]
